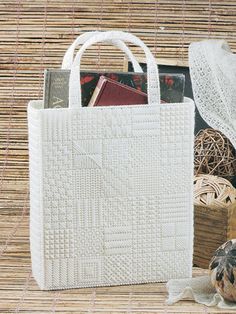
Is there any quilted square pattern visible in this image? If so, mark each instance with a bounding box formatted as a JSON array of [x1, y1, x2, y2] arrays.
[[28, 100, 194, 289]]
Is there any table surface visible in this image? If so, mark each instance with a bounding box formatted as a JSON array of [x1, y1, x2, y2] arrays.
[[0, 209, 234, 314]]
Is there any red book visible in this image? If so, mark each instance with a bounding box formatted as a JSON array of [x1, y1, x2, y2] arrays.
[[88, 75, 147, 107]]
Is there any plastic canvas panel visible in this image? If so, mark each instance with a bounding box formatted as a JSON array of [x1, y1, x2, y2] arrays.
[[28, 99, 194, 290]]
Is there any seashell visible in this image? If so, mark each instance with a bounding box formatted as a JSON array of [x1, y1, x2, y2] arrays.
[[209, 239, 236, 302]]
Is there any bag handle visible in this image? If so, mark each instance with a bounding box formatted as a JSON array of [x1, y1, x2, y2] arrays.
[[69, 31, 160, 108], [62, 31, 143, 73]]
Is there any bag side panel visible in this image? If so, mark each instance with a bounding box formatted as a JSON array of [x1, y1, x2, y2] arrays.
[[27, 102, 45, 289]]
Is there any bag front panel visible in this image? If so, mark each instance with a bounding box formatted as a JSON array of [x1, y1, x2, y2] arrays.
[[39, 103, 194, 289]]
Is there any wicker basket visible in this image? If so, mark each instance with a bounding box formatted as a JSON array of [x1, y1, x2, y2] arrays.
[[194, 175, 236, 269]]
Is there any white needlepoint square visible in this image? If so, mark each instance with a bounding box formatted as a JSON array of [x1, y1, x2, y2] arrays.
[[103, 255, 132, 284], [72, 110, 103, 139], [76, 198, 101, 227], [43, 170, 74, 201], [176, 221, 189, 236], [72, 139, 102, 169], [102, 108, 132, 138], [161, 223, 175, 237], [161, 237, 175, 252], [43, 140, 73, 171], [74, 169, 101, 199], [103, 226, 132, 256], [77, 228, 104, 258], [102, 138, 130, 168], [78, 259, 102, 283], [101, 167, 130, 197], [102, 197, 132, 227], [176, 236, 189, 250]]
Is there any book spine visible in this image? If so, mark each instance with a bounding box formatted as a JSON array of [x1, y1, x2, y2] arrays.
[[88, 86, 101, 107], [88, 76, 107, 107], [43, 69, 50, 108]]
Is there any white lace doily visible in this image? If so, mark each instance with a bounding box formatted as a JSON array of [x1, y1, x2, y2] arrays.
[[189, 40, 236, 149], [166, 276, 236, 309]]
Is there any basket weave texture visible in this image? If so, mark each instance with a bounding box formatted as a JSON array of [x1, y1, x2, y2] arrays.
[[194, 128, 236, 182], [194, 174, 236, 208], [193, 174, 236, 268]]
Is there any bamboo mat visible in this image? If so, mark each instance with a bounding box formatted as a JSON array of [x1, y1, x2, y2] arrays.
[[1, 0, 236, 313]]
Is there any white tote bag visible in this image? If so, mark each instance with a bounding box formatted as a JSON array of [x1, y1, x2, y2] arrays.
[[28, 31, 195, 290]]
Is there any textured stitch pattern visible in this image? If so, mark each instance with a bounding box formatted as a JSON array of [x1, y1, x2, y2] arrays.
[[28, 99, 194, 290]]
